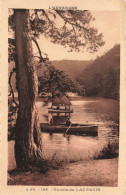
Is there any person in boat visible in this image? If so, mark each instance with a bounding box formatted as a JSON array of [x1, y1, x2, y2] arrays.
[[50, 118, 53, 125], [66, 117, 71, 126]]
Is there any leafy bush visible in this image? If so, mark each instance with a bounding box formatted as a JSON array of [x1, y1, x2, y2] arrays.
[[94, 141, 119, 159]]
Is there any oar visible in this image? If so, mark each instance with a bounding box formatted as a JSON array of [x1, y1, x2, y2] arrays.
[[64, 123, 72, 135]]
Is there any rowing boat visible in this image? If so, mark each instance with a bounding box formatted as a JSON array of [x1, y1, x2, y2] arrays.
[[48, 108, 73, 113], [40, 123, 98, 136]]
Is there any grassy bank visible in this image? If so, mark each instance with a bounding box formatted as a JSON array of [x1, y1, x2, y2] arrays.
[[8, 141, 118, 186], [8, 158, 118, 186]]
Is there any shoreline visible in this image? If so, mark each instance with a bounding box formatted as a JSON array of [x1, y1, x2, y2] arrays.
[[8, 141, 118, 186], [8, 158, 118, 186]]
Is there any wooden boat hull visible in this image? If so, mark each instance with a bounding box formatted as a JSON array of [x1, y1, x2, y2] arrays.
[[40, 123, 98, 136], [48, 108, 73, 113]]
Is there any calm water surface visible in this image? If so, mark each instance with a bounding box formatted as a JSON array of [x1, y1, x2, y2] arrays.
[[36, 97, 119, 162]]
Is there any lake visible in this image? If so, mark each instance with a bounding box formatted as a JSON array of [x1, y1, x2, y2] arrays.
[[36, 97, 119, 162]]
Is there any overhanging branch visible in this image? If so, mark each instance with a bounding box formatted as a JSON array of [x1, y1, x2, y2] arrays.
[[55, 11, 88, 31], [32, 38, 49, 65], [42, 10, 54, 25], [32, 37, 43, 62]]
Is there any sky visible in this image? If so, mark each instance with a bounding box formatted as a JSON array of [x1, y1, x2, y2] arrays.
[[33, 11, 120, 61]]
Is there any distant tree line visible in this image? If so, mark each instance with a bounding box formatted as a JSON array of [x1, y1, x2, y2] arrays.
[[76, 44, 120, 100], [51, 60, 92, 79]]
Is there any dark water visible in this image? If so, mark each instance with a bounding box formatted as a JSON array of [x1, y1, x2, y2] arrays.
[[36, 97, 119, 162]]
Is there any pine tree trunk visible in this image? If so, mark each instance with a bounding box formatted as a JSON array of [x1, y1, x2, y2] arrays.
[[14, 9, 43, 169]]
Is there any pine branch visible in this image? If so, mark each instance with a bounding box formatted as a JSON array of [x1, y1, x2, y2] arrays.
[[42, 10, 54, 25], [32, 37, 43, 62], [55, 11, 88, 31]]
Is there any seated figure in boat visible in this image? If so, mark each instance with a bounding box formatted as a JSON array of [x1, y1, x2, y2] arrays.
[[49, 118, 53, 125], [66, 117, 71, 126]]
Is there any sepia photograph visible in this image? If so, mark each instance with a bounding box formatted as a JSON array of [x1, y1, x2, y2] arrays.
[[7, 8, 121, 187]]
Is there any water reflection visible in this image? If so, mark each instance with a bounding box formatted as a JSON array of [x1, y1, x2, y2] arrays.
[[36, 97, 119, 161]]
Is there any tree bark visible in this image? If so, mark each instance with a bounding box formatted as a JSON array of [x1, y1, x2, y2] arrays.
[[14, 9, 42, 169]]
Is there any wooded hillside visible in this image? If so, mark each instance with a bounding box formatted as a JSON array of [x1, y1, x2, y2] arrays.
[[76, 44, 120, 99]]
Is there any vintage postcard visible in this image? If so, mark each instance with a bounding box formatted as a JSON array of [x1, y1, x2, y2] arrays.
[[0, 0, 126, 194]]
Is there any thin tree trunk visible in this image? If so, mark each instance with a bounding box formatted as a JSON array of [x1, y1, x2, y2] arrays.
[[14, 9, 42, 169]]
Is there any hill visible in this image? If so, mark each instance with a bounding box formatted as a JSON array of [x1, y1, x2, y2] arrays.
[[51, 60, 91, 79], [76, 44, 120, 99]]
